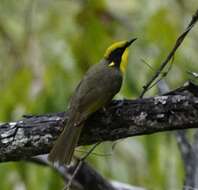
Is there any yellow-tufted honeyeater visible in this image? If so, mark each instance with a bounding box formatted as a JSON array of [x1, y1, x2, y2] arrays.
[[48, 39, 137, 165]]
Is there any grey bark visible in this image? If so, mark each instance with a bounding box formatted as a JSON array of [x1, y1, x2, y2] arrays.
[[0, 82, 198, 162]]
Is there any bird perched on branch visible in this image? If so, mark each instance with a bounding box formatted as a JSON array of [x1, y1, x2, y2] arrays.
[[48, 38, 137, 165]]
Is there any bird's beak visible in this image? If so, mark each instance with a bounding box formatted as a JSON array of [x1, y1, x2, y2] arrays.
[[125, 38, 137, 48]]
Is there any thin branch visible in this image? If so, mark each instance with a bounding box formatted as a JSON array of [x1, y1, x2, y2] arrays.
[[65, 143, 100, 190], [31, 155, 84, 190], [140, 9, 198, 98]]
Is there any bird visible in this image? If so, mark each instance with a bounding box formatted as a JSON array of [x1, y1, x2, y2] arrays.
[[48, 38, 137, 165]]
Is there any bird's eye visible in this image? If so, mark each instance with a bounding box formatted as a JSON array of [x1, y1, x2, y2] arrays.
[[108, 62, 115, 67]]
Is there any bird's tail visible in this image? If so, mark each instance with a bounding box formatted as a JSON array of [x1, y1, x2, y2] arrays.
[[48, 120, 82, 165]]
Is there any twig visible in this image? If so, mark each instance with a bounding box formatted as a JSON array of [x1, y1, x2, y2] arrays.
[[140, 58, 155, 71], [64, 143, 100, 190], [140, 9, 198, 98], [75, 149, 112, 157], [64, 161, 83, 190], [147, 61, 173, 92]]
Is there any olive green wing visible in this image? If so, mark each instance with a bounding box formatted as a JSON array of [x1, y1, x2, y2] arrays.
[[69, 61, 122, 121]]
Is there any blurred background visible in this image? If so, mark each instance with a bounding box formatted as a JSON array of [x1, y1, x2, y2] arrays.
[[0, 0, 198, 189]]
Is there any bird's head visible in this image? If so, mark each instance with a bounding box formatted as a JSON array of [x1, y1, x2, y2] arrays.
[[104, 38, 137, 73]]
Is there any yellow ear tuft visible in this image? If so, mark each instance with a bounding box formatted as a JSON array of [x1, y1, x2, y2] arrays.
[[104, 41, 127, 58], [120, 48, 129, 74]]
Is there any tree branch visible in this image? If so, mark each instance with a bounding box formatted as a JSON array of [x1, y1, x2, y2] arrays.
[[0, 82, 198, 162], [30, 155, 145, 190]]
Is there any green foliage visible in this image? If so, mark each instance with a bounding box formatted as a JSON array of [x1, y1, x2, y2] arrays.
[[0, 0, 198, 189]]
